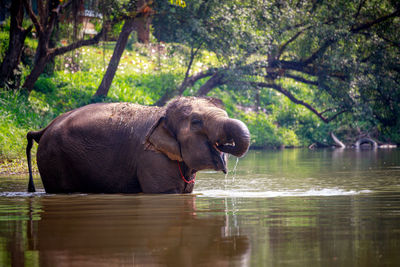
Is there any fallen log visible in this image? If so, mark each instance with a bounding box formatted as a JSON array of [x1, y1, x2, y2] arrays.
[[330, 132, 346, 148], [310, 132, 397, 149], [354, 137, 378, 149]]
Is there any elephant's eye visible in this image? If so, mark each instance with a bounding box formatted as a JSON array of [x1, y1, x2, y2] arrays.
[[191, 118, 203, 128]]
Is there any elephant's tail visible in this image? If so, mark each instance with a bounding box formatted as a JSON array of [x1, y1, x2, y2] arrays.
[[26, 130, 44, 192]]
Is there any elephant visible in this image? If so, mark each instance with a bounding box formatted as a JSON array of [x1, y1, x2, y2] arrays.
[[26, 97, 250, 194]]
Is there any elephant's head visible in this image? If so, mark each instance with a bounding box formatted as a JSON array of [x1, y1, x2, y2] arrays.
[[146, 97, 250, 173]]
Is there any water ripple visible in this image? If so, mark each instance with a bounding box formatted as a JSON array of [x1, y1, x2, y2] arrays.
[[0, 191, 47, 198], [195, 188, 373, 198]]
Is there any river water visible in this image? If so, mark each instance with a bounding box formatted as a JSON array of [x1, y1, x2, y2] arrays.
[[0, 149, 400, 266]]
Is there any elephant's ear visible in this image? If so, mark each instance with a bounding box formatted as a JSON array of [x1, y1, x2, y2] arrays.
[[145, 117, 183, 162]]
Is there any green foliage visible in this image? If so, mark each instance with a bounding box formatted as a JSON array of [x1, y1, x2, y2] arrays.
[[0, 91, 47, 159], [153, 0, 400, 146], [111, 72, 179, 104], [295, 115, 331, 146], [211, 88, 301, 148], [111, 21, 124, 40], [243, 112, 281, 148], [33, 77, 57, 94], [125, 32, 138, 51], [0, 31, 8, 60]]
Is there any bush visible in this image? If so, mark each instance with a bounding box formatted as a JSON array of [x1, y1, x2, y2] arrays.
[[240, 112, 282, 148], [278, 128, 300, 147], [33, 76, 57, 94]]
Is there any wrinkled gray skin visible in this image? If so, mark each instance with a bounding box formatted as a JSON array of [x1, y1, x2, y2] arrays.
[[26, 97, 251, 194]]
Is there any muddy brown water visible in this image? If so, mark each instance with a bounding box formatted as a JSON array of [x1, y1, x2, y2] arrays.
[[1, 149, 400, 266]]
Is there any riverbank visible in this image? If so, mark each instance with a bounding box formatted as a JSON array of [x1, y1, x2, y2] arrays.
[[0, 158, 38, 176]]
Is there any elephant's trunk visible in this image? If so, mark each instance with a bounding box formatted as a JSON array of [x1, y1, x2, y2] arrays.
[[218, 119, 250, 157]]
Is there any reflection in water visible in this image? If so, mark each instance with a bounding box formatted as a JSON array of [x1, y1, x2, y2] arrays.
[[1, 193, 399, 266], [0, 195, 250, 266], [1, 149, 400, 266], [196, 149, 400, 195]]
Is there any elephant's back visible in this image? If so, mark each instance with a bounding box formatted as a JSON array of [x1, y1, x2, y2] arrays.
[[36, 102, 162, 193], [41, 102, 161, 144]]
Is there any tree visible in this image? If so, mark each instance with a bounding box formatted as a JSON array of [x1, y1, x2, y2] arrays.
[[22, 0, 108, 93], [94, 0, 154, 98], [94, 17, 136, 97], [0, 0, 32, 89], [152, 0, 400, 131], [153, 0, 220, 106]]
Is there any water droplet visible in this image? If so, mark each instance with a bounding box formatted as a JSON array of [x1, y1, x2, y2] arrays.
[[231, 157, 240, 183]]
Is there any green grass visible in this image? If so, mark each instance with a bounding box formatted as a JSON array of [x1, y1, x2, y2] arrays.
[[0, 91, 45, 160]]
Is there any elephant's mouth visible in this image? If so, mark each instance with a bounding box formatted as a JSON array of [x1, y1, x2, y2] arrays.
[[210, 142, 228, 174]]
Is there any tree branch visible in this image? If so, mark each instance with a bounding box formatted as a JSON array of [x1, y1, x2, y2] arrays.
[[37, 0, 46, 27], [191, 68, 219, 82], [351, 9, 400, 33], [50, 28, 105, 57], [248, 81, 347, 123], [377, 32, 400, 49], [60, 0, 74, 10], [320, 108, 335, 115], [23, 0, 43, 34], [284, 73, 318, 86], [178, 43, 203, 94], [354, 0, 366, 20], [302, 38, 335, 65], [45, 2, 59, 41], [196, 71, 225, 96], [272, 60, 317, 76], [277, 26, 311, 59], [154, 68, 219, 106], [330, 132, 346, 148], [44, 0, 73, 37]]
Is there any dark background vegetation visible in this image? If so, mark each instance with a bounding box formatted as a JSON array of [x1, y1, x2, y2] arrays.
[[1, 0, 399, 160]]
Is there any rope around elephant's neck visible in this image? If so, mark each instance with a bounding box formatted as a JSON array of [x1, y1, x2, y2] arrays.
[[178, 162, 196, 184]]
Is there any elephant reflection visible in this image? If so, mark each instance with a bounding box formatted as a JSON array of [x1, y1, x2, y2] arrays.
[[27, 195, 250, 266]]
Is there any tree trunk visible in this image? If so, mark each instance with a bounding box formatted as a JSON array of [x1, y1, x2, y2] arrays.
[[0, 0, 31, 89], [94, 18, 136, 97], [197, 72, 224, 96], [21, 0, 106, 94], [44, 19, 59, 76], [22, 55, 49, 93], [22, 28, 106, 93], [22, 21, 52, 93], [134, 16, 151, 44], [133, 0, 150, 44]]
